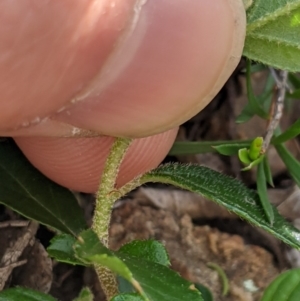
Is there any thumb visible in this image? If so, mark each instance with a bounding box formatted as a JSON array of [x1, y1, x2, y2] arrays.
[[2, 0, 246, 193]]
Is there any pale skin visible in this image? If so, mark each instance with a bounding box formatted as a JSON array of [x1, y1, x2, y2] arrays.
[[0, 0, 246, 193]]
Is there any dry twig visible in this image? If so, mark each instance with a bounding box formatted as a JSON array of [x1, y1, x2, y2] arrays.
[[261, 69, 288, 153]]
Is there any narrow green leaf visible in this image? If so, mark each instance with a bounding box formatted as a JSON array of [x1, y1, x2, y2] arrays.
[[257, 162, 274, 225], [263, 156, 274, 187], [244, 0, 300, 71], [0, 287, 57, 301], [235, 106, 255, 124], [289, 73, 300, 88], [0, 139, 86, 235], [272, 119, 300, 144], [275, 144, 300, 187], [194, 284, 213, 301], [261, 269, 300, 301], [141, 164, 300, 249], [286, 89, 300, 99], [258, 73, 276, 102], [238, 148, 252, 165], [47, 234, 87, 266], [111, 293, 146, 301], [118, 240, 170, 266], [169, 141, 215, 155], [73, 287, 94, 301], [236, 70, 274, 124], [207, 262, 229, 296], [74, 230, 203, 301], [168, 140, 252, 156], [245, 60, 269, 119], [214, 142, 251, 156], [249, 137, 263, 161], [241, 155, 264, 171]]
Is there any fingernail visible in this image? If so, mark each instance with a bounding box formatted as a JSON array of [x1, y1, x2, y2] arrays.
[[53, 0, 245, 138]]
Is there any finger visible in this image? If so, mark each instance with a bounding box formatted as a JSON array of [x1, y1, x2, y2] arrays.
[[52, 0, 246, 138], [2, 0, 245, 138], [0, 0, 135, 132], [14, 128, 178, 193]]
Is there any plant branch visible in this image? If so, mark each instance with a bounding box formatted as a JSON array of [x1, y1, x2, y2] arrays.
[[92, 137, 132, 300], [92, 137, 132, 246], [261, 70, 288, 154]]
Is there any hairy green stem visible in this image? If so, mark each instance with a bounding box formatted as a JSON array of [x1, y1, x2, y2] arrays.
[[92, 137, 132, 300]]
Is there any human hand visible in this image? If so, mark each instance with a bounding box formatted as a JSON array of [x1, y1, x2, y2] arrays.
[[0, 0, 245, 192]]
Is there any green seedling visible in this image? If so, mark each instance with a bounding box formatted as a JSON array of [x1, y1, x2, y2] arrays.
[[238, 137, 264, 170]]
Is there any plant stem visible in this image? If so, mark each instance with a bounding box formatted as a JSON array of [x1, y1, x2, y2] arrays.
[[92, 137, 132, 300], [262, 70, 288, 154], [207, 262, 229, 296]]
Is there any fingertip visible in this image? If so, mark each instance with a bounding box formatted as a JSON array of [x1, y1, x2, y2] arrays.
[[0, 0, 135, 131], [52, 0, 246, 137], [14, 128, 178, 193]]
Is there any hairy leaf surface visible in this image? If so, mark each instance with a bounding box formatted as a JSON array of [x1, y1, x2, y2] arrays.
[[244, 0, 300, 71], [141, 164, 300, 249]]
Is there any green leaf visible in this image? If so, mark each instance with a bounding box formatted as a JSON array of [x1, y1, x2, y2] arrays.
[[116, 253, 203, 301], [0, 139, 86, 235], [206, 263, 229, 296], [117, 276, 136, 294], [0, 287, 57, 301], [241, 155, 264, 171], [263, 156, 274, 187], [194, 284, 213, 301], [118, 240, 170, 266], [287, 89, 300, 99], [261, 269, 300, 301], [237, 137, 265, 171], [140, 164, 300, 249], [169, 140, 252, 156], [236, 69, 274, 124], [74, 230, 203, 301], [73, 288, 94, 301], [239, 148, 252, 165], [245, 60, 269, 119], [47, 234, 87, 266], [272, 119, 300, 144], [214, 142, 251, 156], [74, 230, 133, 282], [244, 0, 300, 71], [257, 162, 274, 225], [249, 137, 263, 160], [169, 141, 216, 155], [111, 293, 146, 301], [289, 73, 300, 88], [235, 105, 255, 123], [275, 143, 300, 187]]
